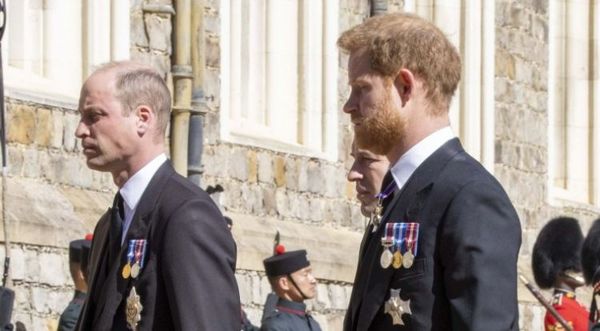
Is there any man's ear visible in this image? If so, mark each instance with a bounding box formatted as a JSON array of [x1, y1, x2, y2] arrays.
[[135, 105, 153, 135], [278, 276, 290, 291], [393, 68, 416, 107]]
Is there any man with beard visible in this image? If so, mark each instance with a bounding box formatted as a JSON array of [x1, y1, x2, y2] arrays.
[[347, 140, 390, 221], [338, 13, 521, 330]]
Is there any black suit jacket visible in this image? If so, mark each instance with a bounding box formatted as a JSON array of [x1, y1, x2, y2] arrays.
[[76, 161, 241, 331], [344, 139, 521, 331]]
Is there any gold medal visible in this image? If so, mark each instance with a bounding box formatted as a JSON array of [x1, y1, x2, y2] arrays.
[[126, 286, 143, 330], [122, 263, 131, 279], [392, 251, 403, 269], [402, 251, 414, 269], [130, 262, 141, 279]]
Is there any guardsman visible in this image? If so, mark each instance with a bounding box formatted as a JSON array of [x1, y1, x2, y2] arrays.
[[58, 236, 92, 331], [532, 217, 588, 331], [581, 217, 600, 330], [261, 247, 321, 331]]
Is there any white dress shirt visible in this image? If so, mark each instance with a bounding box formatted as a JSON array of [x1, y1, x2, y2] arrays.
[[390, 126, 455, 191], [118, 153, 168, 244]]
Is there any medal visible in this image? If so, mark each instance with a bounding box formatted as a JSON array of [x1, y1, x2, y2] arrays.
[[404, 223, 419, 268], [126, 286, 143, 330], [130, 262, 141, 279], [122, 263, 131, 279], [402, 251, 414, 269], [392, 251, 402, 269], [384, 288, 412, 326], [380, 241, 393, 269]]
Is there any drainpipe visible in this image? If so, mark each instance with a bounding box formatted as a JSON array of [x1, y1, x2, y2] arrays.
[[188, 0, 206, 187], [171, 0, 193, 176], [370, 0, 388, 16]]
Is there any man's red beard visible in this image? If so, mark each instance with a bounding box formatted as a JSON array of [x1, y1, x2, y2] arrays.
[[354, 94, 406, 156]]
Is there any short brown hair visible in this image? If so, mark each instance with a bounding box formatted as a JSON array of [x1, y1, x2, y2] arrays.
[[338, 13, 461, 113], [97, 61, 171, 138]]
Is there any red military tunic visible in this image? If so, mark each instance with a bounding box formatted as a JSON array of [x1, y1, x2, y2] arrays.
[[545, 290, 589, 331]]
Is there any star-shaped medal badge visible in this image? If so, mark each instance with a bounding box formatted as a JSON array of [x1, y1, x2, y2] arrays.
[[126, 286, 143, 330], [384, 288, 411, 326]]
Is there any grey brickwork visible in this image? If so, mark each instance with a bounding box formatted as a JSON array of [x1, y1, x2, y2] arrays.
[[0, 0, 598, 330]]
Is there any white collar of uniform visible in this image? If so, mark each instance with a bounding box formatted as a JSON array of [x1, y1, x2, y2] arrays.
[[390, 126, 455, 190], [119, 153, 168, 212]]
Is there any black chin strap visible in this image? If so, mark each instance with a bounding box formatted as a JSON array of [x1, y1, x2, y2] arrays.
[[287, 274, 308, 300]]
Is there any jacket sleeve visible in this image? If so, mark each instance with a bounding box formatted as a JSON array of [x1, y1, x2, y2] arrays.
[[161, 198, 241, 331], [439, 179, 521, 330]]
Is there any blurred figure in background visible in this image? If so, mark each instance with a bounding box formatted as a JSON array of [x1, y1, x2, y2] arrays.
[[58, 236, 92, 331], [581, 217, 600, 330], [532, 217, 588, 331]]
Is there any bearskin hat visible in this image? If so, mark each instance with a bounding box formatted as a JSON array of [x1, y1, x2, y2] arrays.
[[581, 218, 600, 284], [532, 217, 583, 289]]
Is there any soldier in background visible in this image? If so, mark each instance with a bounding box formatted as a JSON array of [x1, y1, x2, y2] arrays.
[[581, 217, 600, 330], [261, 248, 321, 331], [532, 217, 588, 331], [58, 236, 92, 331]]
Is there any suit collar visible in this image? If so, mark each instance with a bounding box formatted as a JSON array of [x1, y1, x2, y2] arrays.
[[354, 138, 464, 330]]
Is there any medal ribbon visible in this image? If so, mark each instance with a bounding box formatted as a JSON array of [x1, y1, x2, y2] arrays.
[[393, 223, 407, 253], [134, 240, 147, 268], [126, 240, 136, 266], [383, 223, 395, 243], [375, 180, 397, 201], [405, 223, 419, 257]]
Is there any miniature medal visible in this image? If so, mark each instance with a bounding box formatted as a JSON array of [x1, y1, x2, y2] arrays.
[[380, 238, 393, 269], [392, 250, 403, 269], [384, 288, 412, 326], [402, 251, 414, 269], [370, 203, 383, 233], [126, 286, 143, 330], [130, 262, 141, 279], [122, 263, 131, 279]]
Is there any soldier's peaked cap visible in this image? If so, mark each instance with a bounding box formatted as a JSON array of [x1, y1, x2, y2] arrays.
[[582, 218, 600, 284], [263, 250, 310, 277], [532, 217, 583, 289]]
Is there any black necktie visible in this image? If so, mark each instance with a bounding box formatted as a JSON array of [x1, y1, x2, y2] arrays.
[[380, 171, 396, 212], [109, 192, 124, 263]]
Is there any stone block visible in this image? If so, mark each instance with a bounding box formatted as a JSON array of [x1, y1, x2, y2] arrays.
[[230, 148, 248, 181], [247, 150, 258, 184], [495, 49, 516, 80], [8, 104, 36, 145], [257, 152, 274, 184], [330, 283, 351, 310], [315, 283, 330, 310], [38, 252, 67, 286], [206, 34, 220, 68], [262, 187, 277, 215], [50, 110, 65, 149], [284, 158, 298, 191], [307, 160, 323, 194], [308, 198, 324, 222], [236, 273, 252, 304], [274, 188, 289, 217], [22, 148, 41, 178], [274, 157, 286, 188], [297, 159, 309, 192], [63, 112, 79, 152], [131, 10, 149, 48], [144, 14, 172, 53], [34, 108, 53, 147]]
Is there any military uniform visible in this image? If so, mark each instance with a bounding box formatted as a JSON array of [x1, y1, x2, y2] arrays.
[[533, 217, 588, 331], [58, 290, 86, 331], [544, 291, 589, 331], [261, 298, 321, 331]]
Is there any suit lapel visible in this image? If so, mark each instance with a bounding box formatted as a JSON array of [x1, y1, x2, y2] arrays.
[[355, 138, 463, 330], [93, 161, 175, 327]]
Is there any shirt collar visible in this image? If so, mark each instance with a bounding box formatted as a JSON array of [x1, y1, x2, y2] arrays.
[[390, 126, 455, 190], [119, 154, 167, 211]]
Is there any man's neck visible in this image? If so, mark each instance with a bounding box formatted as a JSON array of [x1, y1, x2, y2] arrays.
[[386, 115, 449, 164], [112, 147, 164, 188]]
